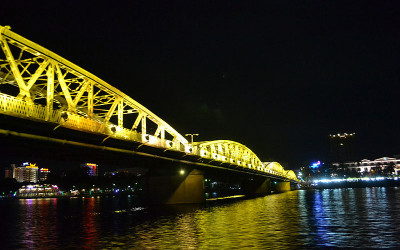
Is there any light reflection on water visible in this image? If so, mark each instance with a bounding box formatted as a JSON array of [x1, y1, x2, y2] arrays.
[[1, 188, 400, 248]]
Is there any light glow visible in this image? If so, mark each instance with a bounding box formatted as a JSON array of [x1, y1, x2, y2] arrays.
[[26, 163, 38, 169], [313, 176, 397, 184]]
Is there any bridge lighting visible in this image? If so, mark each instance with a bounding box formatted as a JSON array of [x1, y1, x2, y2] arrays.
[[0, 26, 299, 187], [61, 112, 68, 121], [185, 133, 199, 144], [180, 169, 185, 175], [148, 135, 158, 145]]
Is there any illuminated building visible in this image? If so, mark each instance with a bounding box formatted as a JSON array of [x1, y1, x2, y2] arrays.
[[4, 164, 15, 179], [332, 157, 400, 175], [10, 163, 39, 183], [39, 168, 50, 182], [18, 184, 60, 198], [81, 163, 98, 176], [329, 133, 356, 163]]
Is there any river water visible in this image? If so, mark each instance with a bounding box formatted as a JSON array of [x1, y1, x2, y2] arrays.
[[1, 187, 400, 249]]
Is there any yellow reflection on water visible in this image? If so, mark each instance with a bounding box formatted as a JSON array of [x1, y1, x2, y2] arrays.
[[8, 188, 400, 248], [101, 191, 302, 249]]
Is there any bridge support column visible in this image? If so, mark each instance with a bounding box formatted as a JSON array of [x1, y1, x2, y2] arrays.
[[242, 177, 271, 196], [146, 169, 205, 205], [275, 181, 291, 193]]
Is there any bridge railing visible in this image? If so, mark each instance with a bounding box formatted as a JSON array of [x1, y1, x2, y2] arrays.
[[0, 93, 196, 152], [0, 93, 56, 121], [0, 93, 297, 181]]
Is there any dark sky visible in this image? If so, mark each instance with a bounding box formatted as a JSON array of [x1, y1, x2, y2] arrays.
[[2, 1, 400, 169]]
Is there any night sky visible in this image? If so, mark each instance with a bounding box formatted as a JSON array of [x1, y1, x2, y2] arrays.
[[2, 1, 400, 169]]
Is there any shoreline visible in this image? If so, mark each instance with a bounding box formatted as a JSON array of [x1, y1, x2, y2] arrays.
[[301, 179, 400, 190]]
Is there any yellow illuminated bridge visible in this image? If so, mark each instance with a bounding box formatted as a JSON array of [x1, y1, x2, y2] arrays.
[[0, 25, 297, 182]]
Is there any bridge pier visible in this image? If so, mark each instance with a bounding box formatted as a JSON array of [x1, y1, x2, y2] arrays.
[[275, 181, 291, 193], [242, 177, 271, 196], [146, 168, 205, 205]]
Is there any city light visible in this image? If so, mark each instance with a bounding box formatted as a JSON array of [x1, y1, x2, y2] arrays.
[[310, 161, 321, 169], [313, 176, 397, 184]]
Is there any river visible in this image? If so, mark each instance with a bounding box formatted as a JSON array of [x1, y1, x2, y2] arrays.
[[1, 187, 400, 249]]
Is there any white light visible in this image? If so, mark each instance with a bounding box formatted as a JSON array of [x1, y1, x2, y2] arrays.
[[148, 136, 158, 144]]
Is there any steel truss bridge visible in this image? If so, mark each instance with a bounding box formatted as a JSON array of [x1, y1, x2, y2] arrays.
[[0, 25, 297, 182]]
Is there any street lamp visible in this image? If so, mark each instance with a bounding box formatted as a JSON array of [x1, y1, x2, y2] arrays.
[[185, 133, 199, 144]]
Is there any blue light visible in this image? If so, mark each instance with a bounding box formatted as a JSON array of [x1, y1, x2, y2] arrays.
[[310, 161, 321, 168]]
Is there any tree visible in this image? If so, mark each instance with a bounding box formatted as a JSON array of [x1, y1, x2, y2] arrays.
[[0, 178, 20, 194], [384, 163, 395, 176]]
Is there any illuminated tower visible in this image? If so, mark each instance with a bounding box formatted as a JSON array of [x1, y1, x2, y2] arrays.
[[39, 168, 50, 182], [13, 163, 39, 183], [81, 163, 98, 176], [329, 133, 356, 163]]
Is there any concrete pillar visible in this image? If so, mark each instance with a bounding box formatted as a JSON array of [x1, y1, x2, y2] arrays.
[[242, 177, 271, 196], [254, 178, 271, 195], [275, 181, 291, 193], [147, 169, 205, 204]]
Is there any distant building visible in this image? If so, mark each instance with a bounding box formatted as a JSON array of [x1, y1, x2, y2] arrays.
[[81, 163, 98, 176], [329, 133, 356, 163], [39, 168, 50, 182], [105, 168, 147, 177], [6, 162, 40, 183], [18, 184, 60, 198], [332, 157, 400, 175], [4, 165, 15, 179]]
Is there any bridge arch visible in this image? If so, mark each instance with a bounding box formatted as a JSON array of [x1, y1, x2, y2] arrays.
[[0, 25, 189, 151], [0, 25, 298, 182], [263, 162, 297, 180], [194, 140, 265, 171], [284, 170, 297, 180], [194, 141, 298, 181]]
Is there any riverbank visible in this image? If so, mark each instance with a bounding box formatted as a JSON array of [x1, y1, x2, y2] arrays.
[[0, 191, 141, 200], [303, 178, 400, 189]]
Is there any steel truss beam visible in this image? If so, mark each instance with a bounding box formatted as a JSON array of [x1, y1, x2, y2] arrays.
[[194, 140, 298, 181], [0, 25, 298, 182], [0, 25, 188, 147]]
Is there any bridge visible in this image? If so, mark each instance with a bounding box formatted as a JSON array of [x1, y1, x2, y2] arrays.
[[0, 25, 298, 203]]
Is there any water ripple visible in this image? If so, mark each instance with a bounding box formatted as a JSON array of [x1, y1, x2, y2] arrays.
[[1, 188, 400, 248]]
